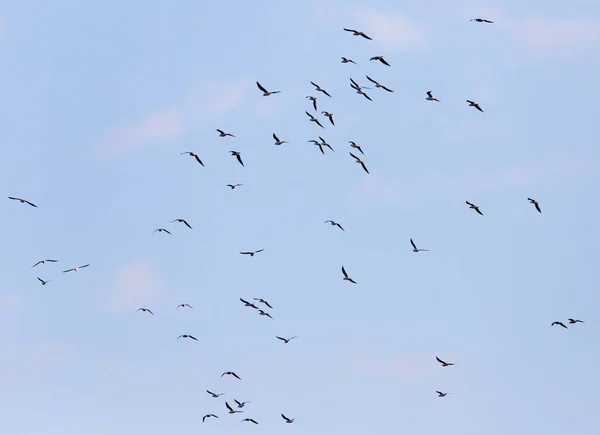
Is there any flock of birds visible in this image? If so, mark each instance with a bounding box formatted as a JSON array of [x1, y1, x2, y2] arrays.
[[8, 17, 588, 429]]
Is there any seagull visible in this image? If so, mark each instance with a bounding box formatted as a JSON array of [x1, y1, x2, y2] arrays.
[[436, 356, 454, 367], [410, 238, 429, 252], [240, 298, 259, 309], [227, 184, 243, 189], [62, 264, 90, 273], [136, 308, 154, 315], [229, 151, 244, 167], [466, 201, 483, 215], [281, 414, 297, 424], [325, 220, 345, 231], [273, 133, 289, 146], [321, 111, 335, 126], [216, 129, 235, 137], [471, 18, 494, 23], [171, 218, 192, 229], [37, 277, 51, 286], [308, 139, 325, 155], [350, 78, 373, 101], [222, 371, 242, 380], [467, 100, 484, 112], [551, 321, 568, 329], [8, 196, 37, 207], [32, 259, 58, 268], [310, 82, 332, 98], [253, 298, 273, 309], [341, 266, 356, 284], [349, 152, 370, 174], [258, 309, 273, 319], [341, 57, 357, 64], [370, 56, 391, 66], [277, 336, 298, 344], [240, 249, 264, 257], [436, 391, 450, 397], [527, 198, 542, 213], [319, 136, 334, 152], [207, 390, 225, 398], [568, 318, 585, 324], [343, 28, 372, 40], [306, 96, 318, 111], [225, 402, 243, 414], [176, 303, 193, 309], [306, 111, 325, 128], [426, 91, 440, 102], [203, 414, 219, 423], [366, 75, 393, 92], [177, 334, 198, 340], [153, 228, 172, 235], [256, 81, 280, 96], [235, 399, 252, 408], [180, 152, 205, 167], [241, 418, 259, 424], [349, 141, 364, 155]]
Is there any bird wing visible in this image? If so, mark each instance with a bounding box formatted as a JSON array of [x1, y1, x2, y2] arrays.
[[183, 220, 192, 229], [62, 268, 74, 273], [380, 58, 390, 66], [365, 75, 377, 85], [273, 133, 279, 141], [535, 203, 541, 213], [32, 261, 42, 267], [427, 91, 433, 98], [217, 129, 224, 134], [236, 154, 244, 166], [256, 81, 267, 93], [240, 252, 251, 255], [349, 152, 359, 161], [277, 336, 286, 341], [337, 223, 345, 231], [305, 111, 314, 119], [361, 33, 372, 40], [475, 208, 483, 215], [233, 372, 241, 379], [226, 402, 233, 412], [322, 89, 332, 97], [350, 78, 360, 88], [411, 239, 417, 250], [37, 277, 43, 283], [310, 81, 319, 89], [466, 201, 474, 206], [436, 356, 446, 364], [343, 28, 355, 32], [342, 266, 348, 277], [360, 162, 370, 174], [281, 414, 289, 421], [381, 85, 393, 92], [194, 155, 204, 166], [315, 120, 324, 128]]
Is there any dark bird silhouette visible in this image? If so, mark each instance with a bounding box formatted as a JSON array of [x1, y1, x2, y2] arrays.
[[306, 96, 318, 111], [171, 218, 192, 229], [568, 318, 585, 324], [305, 111, 325, 128], [310, 82, 332, 98], [349, 152, 370, 174], [436, 356, 454, 367], [8, 196, 37, 207], [258, 309, 273, 319], [62, 264, 90, 273], [253, 298, 273, 309], [256, 81, 280, 96], [551, 321, 568, 329], [410, 238, 430, 252], [37, 277, 51, 286], [366, 75, 393, 92], [180, 151, 205, 167], [241, 418, 259, 424], [216, 129, 235, 137], [225, 402, 243, 414], [370, 56, 390, 66], [308, 139, 325, 155], [322, 111, 335, 126], [281, 414, 297, 423], [32, 259, 58, 268], [341, 266, 356, 284], [222, 371, 242, 380], [203, 414, 219, 423], [343, 28, 372, 40], [240, 298, 259, 309], [177, 334, 198, 340], [235, 399, 251, 408], [176, 303, 193, 309], [273, 133, 289, 145], [528, 198, 542, 213], [318, 136, 334, 152], [153, 228, 172, 235], [229, 151, 244, 167], [325, 220, 345, 231], [240, 249, 264, 257], [467, 100, 484, 112], [471, 18, 494, 23], [136, 308, 154, 315], [227, 184, 243, 189], [466, 201, 483, 215], [349, 141, 364, 155], [207, 390, 225, 398], [277, 336, 298, 343], [341, 57, 357, 64], [436, 391, 449, 397], [350, 78, 373, 101], [426, 91, 440, 102]]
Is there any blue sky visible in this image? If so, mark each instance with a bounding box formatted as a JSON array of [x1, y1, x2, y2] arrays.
[[2, 0, 600, 433]]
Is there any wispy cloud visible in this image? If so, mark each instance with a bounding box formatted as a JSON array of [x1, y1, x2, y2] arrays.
[[356, 354, 438, 381], [511, 18, 600, 53], [109, 260, 163, 311]]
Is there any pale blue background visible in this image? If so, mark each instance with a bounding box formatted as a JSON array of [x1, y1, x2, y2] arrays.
[[1, 1, 600, 434]]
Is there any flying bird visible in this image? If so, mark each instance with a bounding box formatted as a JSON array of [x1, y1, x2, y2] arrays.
[[436, 356, 454, 367], [207, 390, 225, 398], [467, 100, 484, 112], [370, 56, 391, 66], [325, 220, 344, 231], [305, 111, 325, 128], [343, 28, 372, 40], [308, 139, 325, 155], [273, 133, 289, 146], [171, 218, 192, 229], [436, 391, 449, 397], [321, 111, 335, 126], [258, 309, 273, 319], [136, 308, 154, 315], [253, 298, 273, 309], [410, 238, 429, 252], [318, 136, 334, 152], [37, 277, 51, 286], [349, 141, 364, 155], [256, 81, 280, 96], [306, 96, 318, 111], [341, 57, 357, 64], [222, 371, 242, 380], [153, 228, 172, 235], [176, 303, 193, 309], [350, 78, 373, 101], [277, 336, 298, 344], [177, 334, 198, 340], [471, 18, 494, 23], [180, 152, 205, 167], [426, 91, 440, 102], [235, 399, 251, 408], [551, 321, 568, 329], [216, 129, 235, 137], [466, 201, 483, 215], [349, 152, 370, 174], [203, 414, 219, 423], [225, 402, 243, 414], [240, 298, 259, 309], [568, 318, 585, 324], [8, 196, 37, 207], [241, 418, 259, 424], [32, 259, 58, 268], [366, 75, 393, 92], [240, 249, 264, 257], [527, 198, 542, 213], [62, 264, 90, 273], [229, 151, 244, 167], [227, 184, 243, 189], [310, 82, 332, 98], [281, 414, 296, 423], [341, 266, 356, 284]]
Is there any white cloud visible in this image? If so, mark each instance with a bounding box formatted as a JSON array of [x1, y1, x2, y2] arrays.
[[109, 260, 163, 311], [511, 18, 600, 53]]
